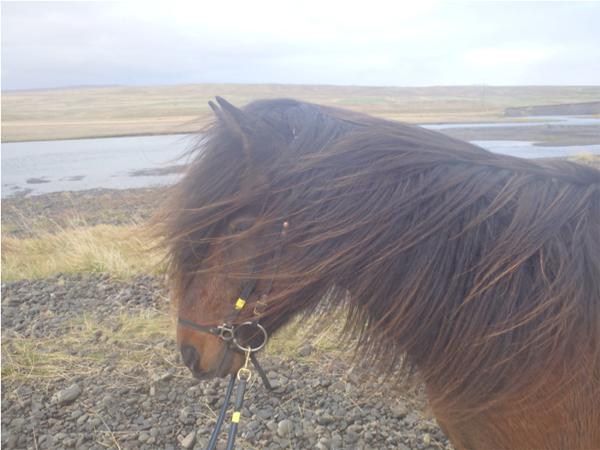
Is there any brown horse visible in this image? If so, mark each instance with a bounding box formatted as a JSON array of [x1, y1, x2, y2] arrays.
[[153, 97, 600, 449]]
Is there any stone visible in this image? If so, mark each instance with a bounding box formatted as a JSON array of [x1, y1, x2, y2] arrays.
[[4, 435, 18, 449], [42, 436, 58, 448], [77, 414, 89, 425], [346, 429, 359, 444], [53, 384, 82, 405], [181, 432, 195, 449], [247, 420, 260, 431], [297, 344, 312, 357], [64, 437, 78, 447], [277, 419, 294, 437], [393, 405, 408, 419], [10, 418, 26, 428], [404, 413, 420, 425], [330, 381, 345, 391], [31, 401, 44, 413], [258, 410, 272, 420], [160, 372, 174, 382]]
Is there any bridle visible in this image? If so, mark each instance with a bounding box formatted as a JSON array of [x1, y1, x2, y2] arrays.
[[177, 218, 289, 450], [177, 217, 288, 382]]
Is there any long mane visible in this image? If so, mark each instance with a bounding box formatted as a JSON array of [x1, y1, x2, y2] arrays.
[[153, 98, 600, 418]]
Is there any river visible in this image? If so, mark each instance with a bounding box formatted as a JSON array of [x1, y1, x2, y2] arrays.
[[2, 117, 599, 198], [2, 135, 192, 198]]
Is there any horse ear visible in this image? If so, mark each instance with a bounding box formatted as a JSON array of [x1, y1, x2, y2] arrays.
[[215, 96, 247, 124], [209, 96, 252, 152], [208, 100, 221, 115]]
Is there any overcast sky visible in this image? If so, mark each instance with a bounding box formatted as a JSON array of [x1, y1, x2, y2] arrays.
[[2, 1, 599, 91]]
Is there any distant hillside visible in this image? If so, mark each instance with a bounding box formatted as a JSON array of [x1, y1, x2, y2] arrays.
[[1, 85, 124, 93], [3, 84, 599, 142], [505, 101, 600, 117]]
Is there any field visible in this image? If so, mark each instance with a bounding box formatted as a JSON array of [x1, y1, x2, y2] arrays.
[[3, 84, 600, 142], [2, 84, 599, 449]]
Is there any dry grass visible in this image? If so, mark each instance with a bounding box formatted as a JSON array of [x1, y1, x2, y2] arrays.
[[571, 151, 600, 163], [266, 311, 347, 359], [3, 84, 599, 142], [1, 222, 165, 282], [1, 310, 178, 384], [0, 311, 340, 384], [0, 297, 345, 387]]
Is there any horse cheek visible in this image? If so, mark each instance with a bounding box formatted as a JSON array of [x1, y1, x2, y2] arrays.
[[176, 256, 240, 376]]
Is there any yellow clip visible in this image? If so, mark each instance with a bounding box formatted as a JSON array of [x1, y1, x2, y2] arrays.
[[235, 298, 246, 310], [232, 412, 241, 423]]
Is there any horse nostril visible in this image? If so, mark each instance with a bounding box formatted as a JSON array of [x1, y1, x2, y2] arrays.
[[180, 344, 200, 372]]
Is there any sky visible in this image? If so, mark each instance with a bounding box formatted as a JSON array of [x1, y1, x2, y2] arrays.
[[2, 1, 599, 91]]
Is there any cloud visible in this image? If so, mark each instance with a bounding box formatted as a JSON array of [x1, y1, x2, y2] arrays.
[[1, 1, 599, 90], [461, 45, 558, 67]]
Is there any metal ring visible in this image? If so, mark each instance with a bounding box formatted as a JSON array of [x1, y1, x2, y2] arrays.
[[219, 324, 235, 342], [232, 322, 268, 352], [237, 367, 252, 381]]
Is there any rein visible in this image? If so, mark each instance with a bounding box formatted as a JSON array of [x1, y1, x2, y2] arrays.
[[178, 219, 289, 450]]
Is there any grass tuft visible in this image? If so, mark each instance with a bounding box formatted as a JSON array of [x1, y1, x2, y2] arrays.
[[571, 151, 600, 163], [1, 222, 165, 281]]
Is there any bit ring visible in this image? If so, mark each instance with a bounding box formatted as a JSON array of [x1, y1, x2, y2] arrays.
[[232, 322, 268, 352]]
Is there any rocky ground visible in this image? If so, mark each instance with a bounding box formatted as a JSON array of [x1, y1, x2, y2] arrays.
[[1, 188, 451, 450]]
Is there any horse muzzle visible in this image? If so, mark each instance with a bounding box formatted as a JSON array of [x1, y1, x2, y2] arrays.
[[179, 341, 241, 379]]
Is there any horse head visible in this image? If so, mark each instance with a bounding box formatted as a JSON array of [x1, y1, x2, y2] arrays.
[[165, 97, 305, 379]]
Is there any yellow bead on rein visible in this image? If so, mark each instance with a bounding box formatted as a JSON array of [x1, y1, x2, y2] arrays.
[[235, 299, 246, 309]]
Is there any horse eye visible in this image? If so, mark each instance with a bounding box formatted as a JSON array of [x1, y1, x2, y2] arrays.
[[232, 222, 253, 234]]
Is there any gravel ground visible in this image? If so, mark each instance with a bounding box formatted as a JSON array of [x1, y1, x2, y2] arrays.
[[1, 188, 452, 450], [1, 272, 449, 450]]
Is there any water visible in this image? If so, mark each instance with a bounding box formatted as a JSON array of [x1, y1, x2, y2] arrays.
[[470, 141, 600, 159], [421, 114, 600, 159], [2, 134, 194, 197], [2, 116, 598, 197], [422, 115, 600, 130]]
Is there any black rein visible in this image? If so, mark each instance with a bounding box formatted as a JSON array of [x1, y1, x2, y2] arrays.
[[177, 218, 289, 450]]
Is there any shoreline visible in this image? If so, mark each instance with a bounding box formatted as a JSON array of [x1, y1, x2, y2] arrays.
[[3, 122, 599, 147], [1, 187, 168, 237], [438, 123, 600, 147], [1, 131, 193, 145]]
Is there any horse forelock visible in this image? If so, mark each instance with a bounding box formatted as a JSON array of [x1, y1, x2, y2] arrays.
[[153, 98, 600, 420]]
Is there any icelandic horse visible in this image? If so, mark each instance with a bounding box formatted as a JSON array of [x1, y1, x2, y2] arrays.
[[153, 97, 600, 449]]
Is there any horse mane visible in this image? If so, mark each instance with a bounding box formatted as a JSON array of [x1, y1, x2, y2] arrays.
[[153, 98, 600, 419]]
